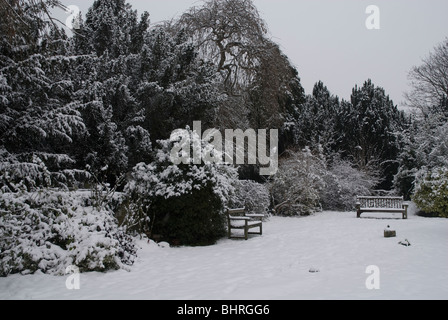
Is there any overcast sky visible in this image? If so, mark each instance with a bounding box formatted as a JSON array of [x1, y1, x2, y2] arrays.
[[56, 0, 448, 107]]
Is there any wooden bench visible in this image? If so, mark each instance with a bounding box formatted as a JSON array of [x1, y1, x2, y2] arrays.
[[226, 208, 264, 240], [356, 196, 409, 219]]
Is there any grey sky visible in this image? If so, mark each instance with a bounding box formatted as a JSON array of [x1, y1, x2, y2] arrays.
[[56, 0, 448, 107]]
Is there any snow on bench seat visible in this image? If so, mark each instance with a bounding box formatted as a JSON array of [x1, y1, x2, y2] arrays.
[[356, 196, 409, 219], [227, 208, 263, 240]]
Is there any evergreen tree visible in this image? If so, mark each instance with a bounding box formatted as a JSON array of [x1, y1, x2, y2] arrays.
[[82, 0, 138, 57], [287, 81, 338, 153], [69, 0, 153, 181], [137, 25, 222, 142], [334, 80, 407, 189], [0, 0, 87, 191]]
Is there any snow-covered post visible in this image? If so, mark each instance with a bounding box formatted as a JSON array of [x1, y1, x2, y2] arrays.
[[384, 226, 396, 238]]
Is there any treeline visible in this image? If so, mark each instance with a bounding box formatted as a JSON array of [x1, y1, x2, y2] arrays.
[[0, 0, 408, 190]]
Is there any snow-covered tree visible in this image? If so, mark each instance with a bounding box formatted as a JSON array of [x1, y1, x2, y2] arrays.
[[80, 0, 143, 57], [396, 39, 448, 200], [334, 80, 407, 189], [69, 2, 154, 179], [176, 0, 307, 137], [394, 113, 448, 199], [139, 25, 223, 142], [0, 0, 89, 190], [405, 38, 448, 114], [287, 81, 339, 153], [248, 42, 305, 131], [178, 0, 269, 93]]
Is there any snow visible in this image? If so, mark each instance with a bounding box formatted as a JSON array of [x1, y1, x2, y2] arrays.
[[1, 209, 447, 300]]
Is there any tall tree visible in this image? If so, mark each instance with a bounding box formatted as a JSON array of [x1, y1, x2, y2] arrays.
[[396, 39, 448, 198], [335, 80, 407, 189], [137, 24, 222, 142], [248, 42, 305, 131], [177, 0, 308, 135], [81, 0, 139, 57], [0, 0, 87, 191], [178, 0, 269, 94], [288, 81, 339, 153], [406, 38, 448, 115], [69, 0, 154, 181]]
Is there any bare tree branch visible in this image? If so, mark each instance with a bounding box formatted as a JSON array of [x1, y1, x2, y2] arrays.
[[407, 38, 448, 113]]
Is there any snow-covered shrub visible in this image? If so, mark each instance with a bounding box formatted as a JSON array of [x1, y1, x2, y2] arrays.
[[0, 190, 136, 277], [270, 148, 381, 214], [0, 150, 51, 192], [124, 128, 238, 246], [270, 148, 326, 216], [413, 167, 448, 218], [321, 158, 381, 211], [230, 179, 271, 217]]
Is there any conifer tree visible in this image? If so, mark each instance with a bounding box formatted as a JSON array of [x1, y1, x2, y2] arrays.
[[0, 0, 87, 191], [334, 80, 407, 189]]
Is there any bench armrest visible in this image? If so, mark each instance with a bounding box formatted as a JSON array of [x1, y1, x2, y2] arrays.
[[229, 216, 252, 221], [245, 214, 265, 218]]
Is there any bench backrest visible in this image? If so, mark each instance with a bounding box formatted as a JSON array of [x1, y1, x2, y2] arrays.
[[357, 196, 404, 209], [227, 208, 246, 217]]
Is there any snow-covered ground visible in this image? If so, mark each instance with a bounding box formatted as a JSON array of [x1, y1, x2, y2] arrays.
[[1, 207, 447, 300]]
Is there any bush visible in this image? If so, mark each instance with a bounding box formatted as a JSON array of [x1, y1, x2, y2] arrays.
[[270, 149, 381, 214], [0, 189, 136, 277], [231, 179, 271, 216], [321, 158, 381, 211], [413, 167, 448, 218], [150, 183, 226, 246], [124, 128, 238, 246], [270, 148, 326, 216]]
